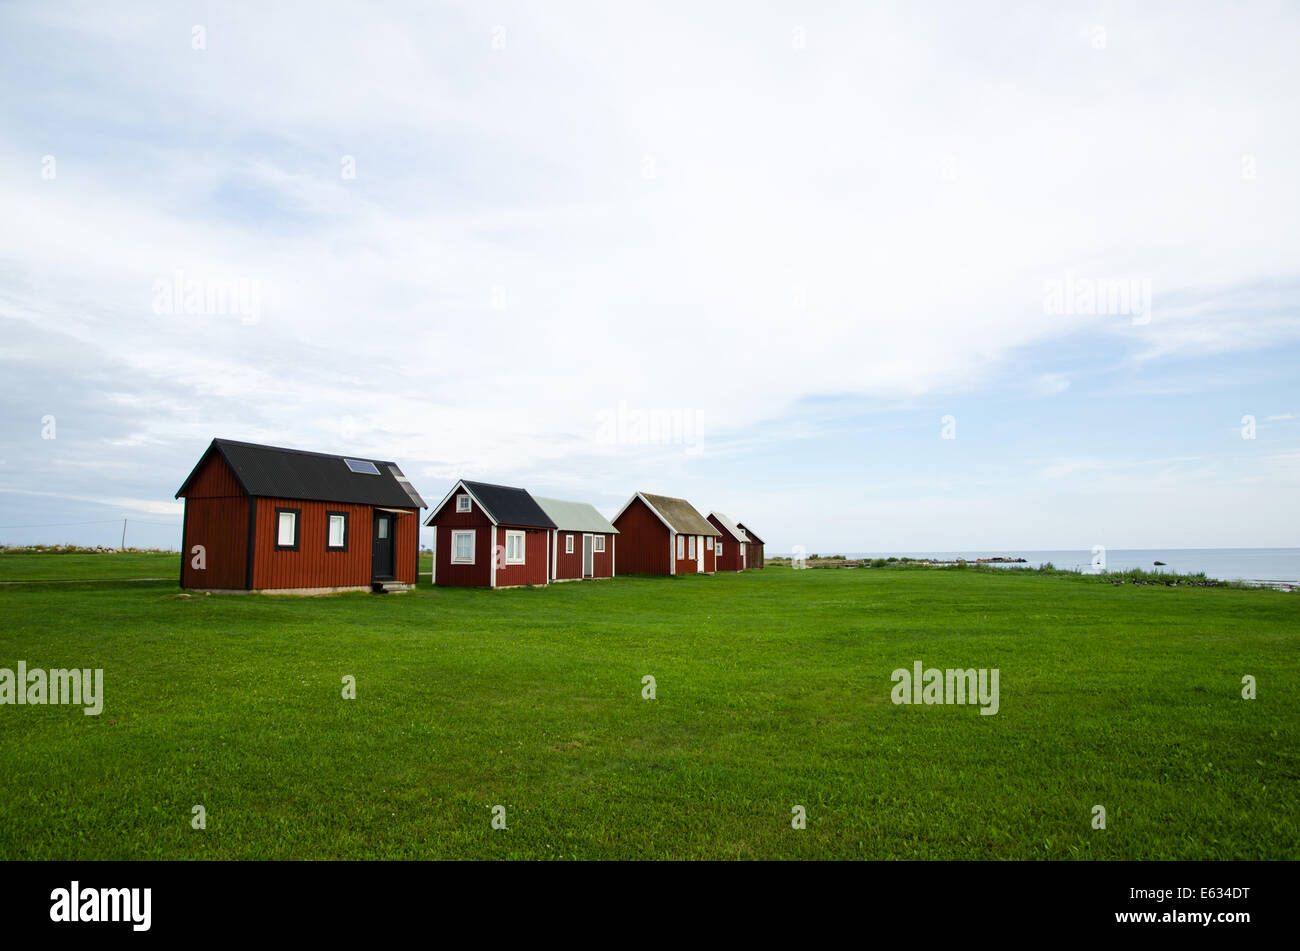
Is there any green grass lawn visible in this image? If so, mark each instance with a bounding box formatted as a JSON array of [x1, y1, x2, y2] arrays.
[[0, 550, 180, 582], [0, 556, 1296, 860]]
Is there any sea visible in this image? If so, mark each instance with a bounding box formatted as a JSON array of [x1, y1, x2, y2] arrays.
[[834, 549, 1300, 588]]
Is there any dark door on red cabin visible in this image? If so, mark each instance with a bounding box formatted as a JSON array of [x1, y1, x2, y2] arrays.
[[372, 512, 395, 581]]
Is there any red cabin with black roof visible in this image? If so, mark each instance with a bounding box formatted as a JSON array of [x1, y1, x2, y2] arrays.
[[175, 439, 425, 594], [425, 480, 556, 587]]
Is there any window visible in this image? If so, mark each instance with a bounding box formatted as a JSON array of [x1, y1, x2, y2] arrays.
[[565, 534, 574, 554], [344, 458, 380, 475], [505, 530, 526, 564], [326, 511, 348, 550], [706, 537, 713, 550], [451, 530, 475, 564], [275, 508, 300, 550], [593, 536, 605, 552], [688, 536, 697, 558], [676, 535, 685, 559], [456, 494, 472, 513], [717, 541, 723, 556]]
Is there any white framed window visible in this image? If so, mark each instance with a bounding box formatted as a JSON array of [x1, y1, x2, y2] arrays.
[[688, 535, 697, 558], [717, 541, 723, 556], [451, 530, 475, 564], [706, 536, 713, 550], [275, 509, 299, 550], [505, 530, 526, 564], [456, 494, 472, 513], [327, 513, 347, 549], [593, 536, 605, 552], [676, 535, 685, 559]]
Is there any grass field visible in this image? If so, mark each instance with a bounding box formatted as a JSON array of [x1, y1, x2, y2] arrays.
[[0, 551, 1296, 860]]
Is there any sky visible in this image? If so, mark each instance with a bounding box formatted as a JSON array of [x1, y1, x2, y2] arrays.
[[0, 0, 1297, 555]]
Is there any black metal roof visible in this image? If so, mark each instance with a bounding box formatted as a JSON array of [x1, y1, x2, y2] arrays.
[[427, 480, 555, 528], [176, 439, 426, 508]]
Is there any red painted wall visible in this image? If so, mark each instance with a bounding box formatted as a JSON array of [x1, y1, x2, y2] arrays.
[[181, 497, 249, 589], [613, 497, 672, 575], [493, 525, 550, 587], [552, 530, 616, 580], [251, 498, 418, 589], [180, 453, 249, 589], [672, 533, 715, 575], [707, 515, 746, 571], [430, 495, 493, 587]]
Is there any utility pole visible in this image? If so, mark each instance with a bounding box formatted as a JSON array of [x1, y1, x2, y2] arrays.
[[121, 518, 127, 551]]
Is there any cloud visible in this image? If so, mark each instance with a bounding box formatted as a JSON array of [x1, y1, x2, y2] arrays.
[[0, 1, 1297, 548]]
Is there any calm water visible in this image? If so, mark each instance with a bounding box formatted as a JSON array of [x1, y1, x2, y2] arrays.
[[833, 549, 1300, 586]]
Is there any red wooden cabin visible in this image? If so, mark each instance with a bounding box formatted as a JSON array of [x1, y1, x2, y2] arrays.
[[707, 512, 751, 571], [534, 496, 618, 581], [611, 492, 720, 576], [425, 480, 556, 587], [736, 521, 765, 569], [176, 439, 425, 594]]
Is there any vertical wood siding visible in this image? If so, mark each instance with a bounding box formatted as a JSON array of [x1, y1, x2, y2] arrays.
[[707, 515, 745, 571], [181, 496, 249, 588], [251, 498, 418, 589], [493, 525, 550, 586], [612, 497, 672, 575], [553, 531, 616, 579], [179, 452, 249, 589], [430, 497, 492, 586], [673, 534, 701, 574]]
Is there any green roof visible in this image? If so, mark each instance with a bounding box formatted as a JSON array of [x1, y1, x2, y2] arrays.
[[533, 496, 619, 534]]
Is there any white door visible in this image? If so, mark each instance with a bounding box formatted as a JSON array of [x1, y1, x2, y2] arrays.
[[582, 533, 594, 577], [696, 535, 704, 572]]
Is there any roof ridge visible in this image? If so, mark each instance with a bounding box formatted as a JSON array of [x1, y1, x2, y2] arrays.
[[213, 438, 395, 466]]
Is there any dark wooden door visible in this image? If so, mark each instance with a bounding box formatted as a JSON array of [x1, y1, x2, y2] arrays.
[[372, 512, 395, 581]]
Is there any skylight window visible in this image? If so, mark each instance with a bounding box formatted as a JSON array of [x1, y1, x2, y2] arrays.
[[344, 458, 380, 475]]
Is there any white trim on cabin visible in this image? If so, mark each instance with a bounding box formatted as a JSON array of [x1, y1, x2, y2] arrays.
[[425, 479, 498, 527], [612, 492, 676, 533]]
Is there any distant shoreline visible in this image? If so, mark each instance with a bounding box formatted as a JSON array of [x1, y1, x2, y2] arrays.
[[765, 549, 1300, 591]]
